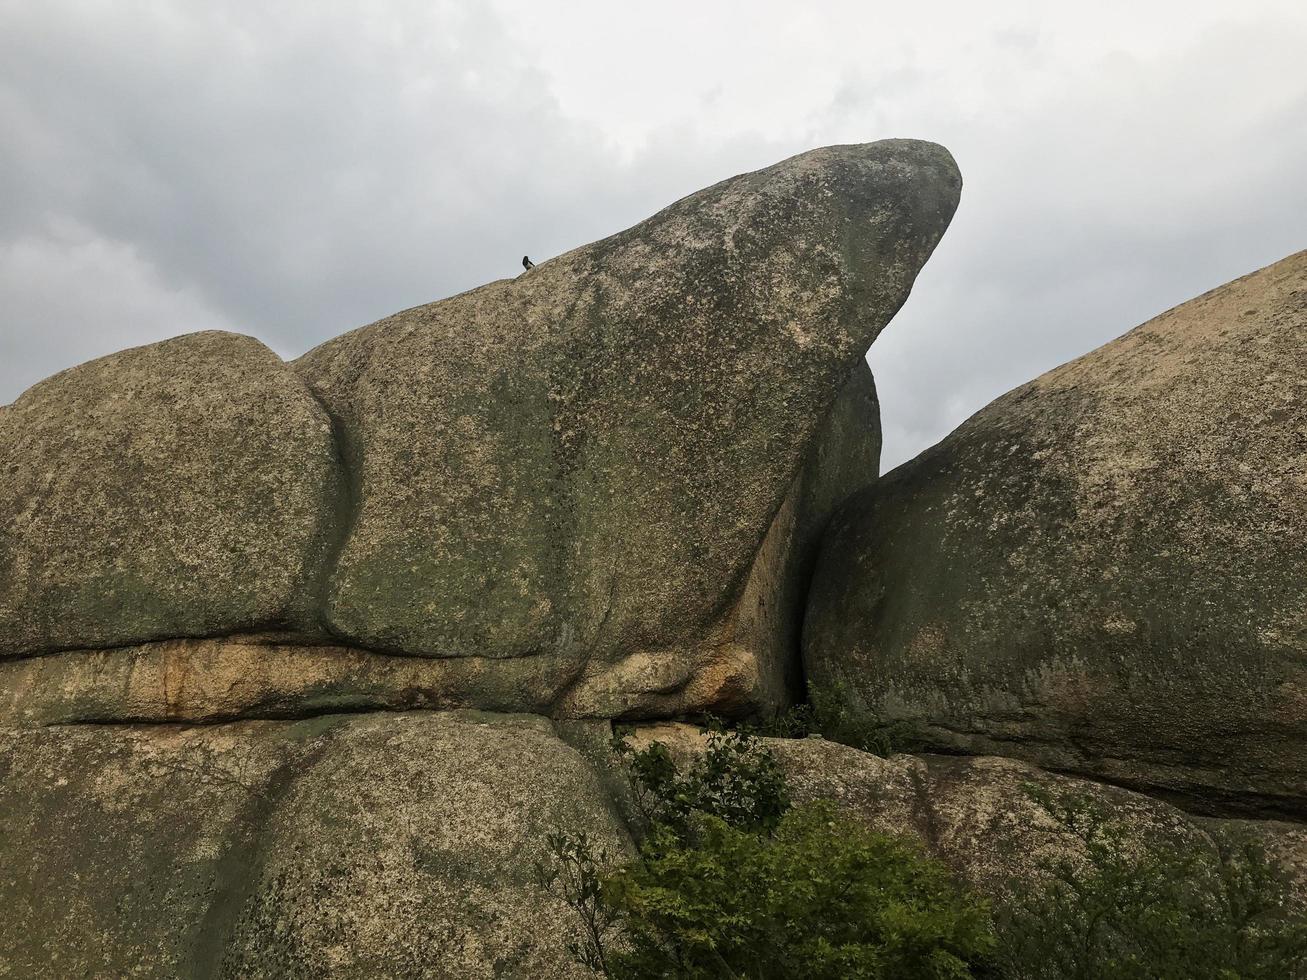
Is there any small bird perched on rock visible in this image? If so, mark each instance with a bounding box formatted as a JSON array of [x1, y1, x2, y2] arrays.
[[521, 255, 535, 271]]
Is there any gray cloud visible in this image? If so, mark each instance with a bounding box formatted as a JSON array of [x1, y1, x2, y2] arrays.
[[0, 3, 774, 384], [802, 12, 1307, 466], [2, 1, 1304, 471]]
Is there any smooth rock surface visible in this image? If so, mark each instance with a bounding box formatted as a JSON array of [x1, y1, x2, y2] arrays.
[[804, 249, 1307, 813], [0, 331, 341, 658], [0, 711, 631, 979], [0, 367, 879, 728], [1, 141, 953, 719], [296, 139, 956, 713], [726, 360, 881, 708]]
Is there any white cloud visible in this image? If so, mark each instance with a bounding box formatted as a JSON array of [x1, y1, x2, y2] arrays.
[[0, 218, 232, 397]]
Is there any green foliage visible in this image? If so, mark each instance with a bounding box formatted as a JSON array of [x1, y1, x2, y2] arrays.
[[995, 785, 1307, 980], [605, 802, 996, 979], [540, 728, 995, 979], [611, 726, 790, 837], [534, 830, 622, 975], [539, 731, 1307, 979]]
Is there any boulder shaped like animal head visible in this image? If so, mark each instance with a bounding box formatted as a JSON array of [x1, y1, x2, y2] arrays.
[[0, 139, 961, 725]]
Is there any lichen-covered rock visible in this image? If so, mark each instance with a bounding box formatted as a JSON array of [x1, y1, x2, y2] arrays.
[[1, 141, 954, 720], [296, 140, 957, 715], [804, 249, 1307, 813], [0, 367, 880, 730], [6, 710, 1306, 976], [724, 360, 882, 708], [0, 373, 882, 729], [0, 331, 340, 658], [0, 711, 631, 979]]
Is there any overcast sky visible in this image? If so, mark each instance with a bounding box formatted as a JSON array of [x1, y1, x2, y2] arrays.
[[2, 1, 1304, 469]]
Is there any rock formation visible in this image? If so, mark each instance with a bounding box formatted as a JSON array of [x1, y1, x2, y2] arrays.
[[0, 139, 961, 721], [0, 712, 631, 979], [0, 332, 340, 657], [4, 136, 1306, 977], [6, 716, 1305, 977], [805, 249, 1307, 815]]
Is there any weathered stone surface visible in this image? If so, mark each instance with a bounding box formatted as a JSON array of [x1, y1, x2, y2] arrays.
[[728, 360, 881, 709], [0, 711, 631, 979], [6, 710, 1306, 976], [0, 368, 877, 727], [295, 140, 956, 714], [0, 331, 340, 658], [2, 141, 950, 719], [804, 250, 1307, 813], [0, 636, 578, 726], [628, 724, 1307, 900]]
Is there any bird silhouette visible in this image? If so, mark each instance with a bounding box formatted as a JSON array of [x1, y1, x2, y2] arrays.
[[522, 255, 535, 271]]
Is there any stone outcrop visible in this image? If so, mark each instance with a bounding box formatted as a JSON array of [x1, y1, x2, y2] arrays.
[[0, 140, 959, 719], [723, 360, 882, 708], [294, 140, 955, 715], [5, 714, 1305, 977], [10, 137, 1305, 977], [804, 249, 1307, 814], [0, 712, 631, 979], [629, 723, 1307, 901], [0, 372, 879, 729], [0, 331, 341, 659]]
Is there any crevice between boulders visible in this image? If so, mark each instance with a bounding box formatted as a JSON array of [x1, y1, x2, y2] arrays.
[[298, 385, 361, 644]]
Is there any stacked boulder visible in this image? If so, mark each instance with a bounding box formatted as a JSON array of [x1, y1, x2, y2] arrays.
[[0, 139, 961, 724]]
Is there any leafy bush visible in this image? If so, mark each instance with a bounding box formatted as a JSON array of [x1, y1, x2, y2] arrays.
[[536, 829, 624, 976], [612, 726, 790, 837], [995, 785, 1307, 980], [604, 802, 996, 979], [538, 731, 1307, 979], [538, 728, 995, 979]]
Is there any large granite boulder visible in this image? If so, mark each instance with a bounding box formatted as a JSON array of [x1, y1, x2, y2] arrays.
[[0, 331, 341, 658], [0, 711, 631, 979], [294, 139, 956, 715], [1, 140, 958, 720], [804, 250, 1307, 814]]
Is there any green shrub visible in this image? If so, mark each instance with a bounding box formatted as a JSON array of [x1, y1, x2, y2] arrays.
[[538, 729, 995, 979], [604, 802, 996, 979], [536, 829, 623, 976], [538, 731, 1307, 978], [995, 785, 1307, 980], [611, 726, 790, 837]]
